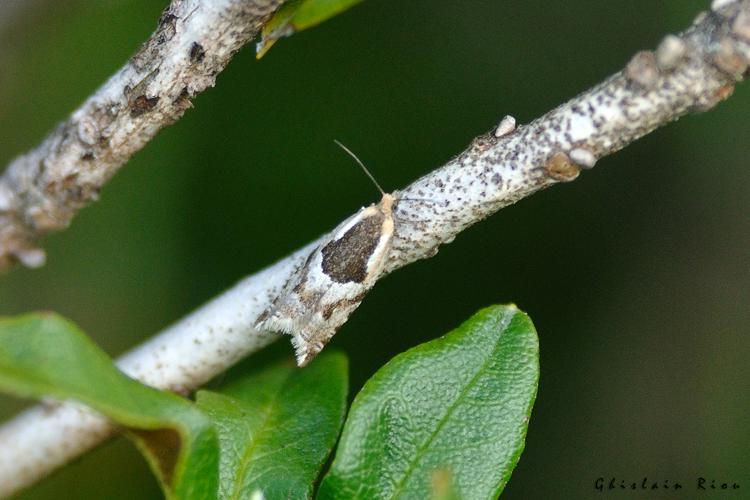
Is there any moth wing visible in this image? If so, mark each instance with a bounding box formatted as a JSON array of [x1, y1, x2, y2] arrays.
[[256, 200, 394, 366]]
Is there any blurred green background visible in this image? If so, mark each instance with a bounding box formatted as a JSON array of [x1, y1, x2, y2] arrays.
[[1, 0, 748, 498]]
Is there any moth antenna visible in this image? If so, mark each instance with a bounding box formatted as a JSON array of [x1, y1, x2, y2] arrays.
[[334, 140, 386, 197], [398, 197, 444, 205]]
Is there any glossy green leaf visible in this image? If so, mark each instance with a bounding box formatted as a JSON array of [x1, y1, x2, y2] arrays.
[[197, 352, 348, 499], [257, 0, 363, 58], [289, 0, 364, 29], [318, 305, 540, 500], [0, 313, 219, 500]]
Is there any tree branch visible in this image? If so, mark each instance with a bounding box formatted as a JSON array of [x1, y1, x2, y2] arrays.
[[1, 1, 748, 496], [0, 0, 284, 271]]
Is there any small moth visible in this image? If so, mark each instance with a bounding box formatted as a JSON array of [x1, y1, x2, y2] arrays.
[[256, 142, 397, 366]]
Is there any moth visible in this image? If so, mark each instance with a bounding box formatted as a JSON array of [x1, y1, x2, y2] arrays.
[[256, 142, 397, 366]]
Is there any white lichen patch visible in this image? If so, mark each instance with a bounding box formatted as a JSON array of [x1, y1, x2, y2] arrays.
[[734, 9, 750, 39], [12, 247, 46, 269], [570, 148, 597, 169], [626, 51, 660, 89], [567, 113, 596, 143], [656, 35, 687, 71], [712, 0, 737, 12], [0, 184, 13, 212], [494, 115, 517, 138]]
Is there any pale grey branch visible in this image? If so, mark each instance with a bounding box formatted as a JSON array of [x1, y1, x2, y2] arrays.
[[0, 1, 748, 497], [0, 0, 284, 271]]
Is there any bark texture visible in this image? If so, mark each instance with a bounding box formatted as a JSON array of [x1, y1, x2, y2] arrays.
[[0, 0, 284, 270]]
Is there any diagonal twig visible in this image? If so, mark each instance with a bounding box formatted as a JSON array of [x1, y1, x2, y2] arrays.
[[0, 0, 285, 271], [0, 1, 748, 497]]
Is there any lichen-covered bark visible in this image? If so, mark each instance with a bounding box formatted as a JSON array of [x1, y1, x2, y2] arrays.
[[0, 0, 284, 271], [0, 1, 749, 497], [389, 4, 749, 268]]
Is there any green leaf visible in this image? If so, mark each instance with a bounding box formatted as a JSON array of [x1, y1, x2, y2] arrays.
[[197, 352, 348, 499], [257, 0, 364, 58], [0, 313, 219, 500], [289, 0, 364, 29], [318, 305, 540, 500]]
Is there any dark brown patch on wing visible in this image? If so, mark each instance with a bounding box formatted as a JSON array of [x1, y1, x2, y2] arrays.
[[321, 212, 384, 284]]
